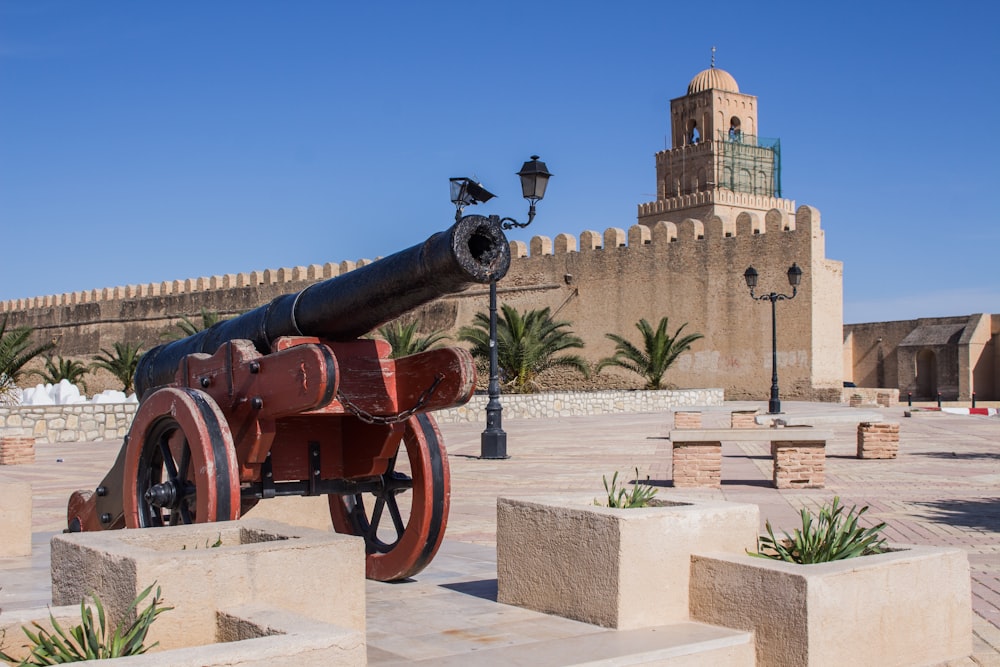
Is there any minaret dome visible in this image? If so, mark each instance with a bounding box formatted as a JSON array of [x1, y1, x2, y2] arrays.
[[687, 67, 739, 94]]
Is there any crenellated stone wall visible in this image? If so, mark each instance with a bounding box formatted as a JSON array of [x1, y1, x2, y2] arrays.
[[0, 204, 842, 401]]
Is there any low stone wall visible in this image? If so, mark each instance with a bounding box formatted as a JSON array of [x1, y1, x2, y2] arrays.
[[437, 388, 723, 423], [0, 389, 720, 443], [0, 403, 137, 443]]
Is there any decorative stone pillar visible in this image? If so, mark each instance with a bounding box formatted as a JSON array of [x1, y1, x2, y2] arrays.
[[857, 422, 900, 459]]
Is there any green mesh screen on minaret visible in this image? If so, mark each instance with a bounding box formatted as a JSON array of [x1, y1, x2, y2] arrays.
[[716, 132, 781, 198]]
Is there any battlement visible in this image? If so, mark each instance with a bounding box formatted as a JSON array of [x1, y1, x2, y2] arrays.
[[0, 205, 820, 314], [638, 190, 795, 217]]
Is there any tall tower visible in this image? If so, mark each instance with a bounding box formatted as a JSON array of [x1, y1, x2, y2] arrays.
[[637, 61, 793, 227]]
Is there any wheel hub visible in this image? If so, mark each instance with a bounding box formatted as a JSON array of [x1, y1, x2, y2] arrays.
[[144, 480, 179, 508]]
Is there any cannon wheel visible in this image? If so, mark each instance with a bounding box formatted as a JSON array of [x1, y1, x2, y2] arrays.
[[329, 413, 450, 581], [123, 387, 240, 528]]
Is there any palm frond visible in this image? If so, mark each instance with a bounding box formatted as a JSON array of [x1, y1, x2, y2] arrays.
[[597, 317, 703, 389], [458, 304, 588, 393], [90, 342, 143, 394]]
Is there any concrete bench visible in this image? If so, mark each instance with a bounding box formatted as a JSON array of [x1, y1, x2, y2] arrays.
[[668, 428, 832, 489]]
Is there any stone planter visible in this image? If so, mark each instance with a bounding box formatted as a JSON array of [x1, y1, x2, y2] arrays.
[[0, 603, 364, 666], [689, 546, 972, 667], [497, 495, 758, 629], [50, 519, 366, 653]]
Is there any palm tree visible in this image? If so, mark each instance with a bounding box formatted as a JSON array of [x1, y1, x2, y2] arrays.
[[0, 315, 56, 403], [162, 308, 227, 340], [596, 317, 703, 390], [458, 305, 589, 393], [90, 342, 143, 394], [376, 321, 449, 359], [31, 354, 90, 392]]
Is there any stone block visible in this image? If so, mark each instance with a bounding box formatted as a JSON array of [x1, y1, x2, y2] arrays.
[[0, 475, 31, 556], [0, 436, 35, 465], [857, 422, 900, 459], [690, 546, 972, 667], [672, 441, 721, 487], [497, 495, 758, 629], [730, 410, 759, 428], [50, 518, 365, 652], [241, 496, 335, 532], [772, 441, 825, 489], [673, 411, 702, 429]]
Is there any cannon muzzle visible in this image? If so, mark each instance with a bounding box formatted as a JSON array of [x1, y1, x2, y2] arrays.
[[135, 215, 509, 398]]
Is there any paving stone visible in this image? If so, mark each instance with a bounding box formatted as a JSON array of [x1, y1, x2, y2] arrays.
[[0, 400, 997, 664]]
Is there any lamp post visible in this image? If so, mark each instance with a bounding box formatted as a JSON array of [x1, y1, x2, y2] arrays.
[[743, 262, 802, 414], [450, 156, 552, 459]]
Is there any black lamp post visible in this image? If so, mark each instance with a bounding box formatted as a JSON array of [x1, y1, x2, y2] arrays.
[[450, 156, 552, 459], [743, 262, 802, 414]]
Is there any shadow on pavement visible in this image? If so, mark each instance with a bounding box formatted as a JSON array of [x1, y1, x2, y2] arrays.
[[913, 498, 1000, 531]]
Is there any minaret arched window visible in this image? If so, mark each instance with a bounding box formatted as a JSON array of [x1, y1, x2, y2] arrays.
[[687, 119, 700, 145], [728, 116, 742, 142]]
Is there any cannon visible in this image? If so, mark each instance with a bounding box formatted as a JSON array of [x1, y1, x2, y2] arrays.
[[67, 216, 510, 581]]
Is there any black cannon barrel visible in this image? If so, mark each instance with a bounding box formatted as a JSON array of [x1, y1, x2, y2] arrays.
[[135, 215, 510, 399]]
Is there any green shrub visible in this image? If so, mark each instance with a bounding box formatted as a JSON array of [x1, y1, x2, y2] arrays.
[[598, 468, 658, 508], [751, 496, 888, 564], [0, 584, 171, 665]]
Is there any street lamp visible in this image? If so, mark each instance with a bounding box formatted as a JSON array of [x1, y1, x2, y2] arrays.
[[743, 262, 802, 414], [450, 156, 552, 459]]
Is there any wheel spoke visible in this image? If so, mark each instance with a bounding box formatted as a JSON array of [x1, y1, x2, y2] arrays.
[[385, 495, 405, 539], [177, 444, 191, 481], [368, 497, 387, 544], [158, 433, 178, 480]]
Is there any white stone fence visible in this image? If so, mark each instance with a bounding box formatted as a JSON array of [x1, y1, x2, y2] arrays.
[[440, 388, 723, 423], [0, 389, 721, 443], [0, 403, 137, 443]]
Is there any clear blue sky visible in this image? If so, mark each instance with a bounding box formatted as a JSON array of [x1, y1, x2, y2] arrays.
[[2, 1, 998, 324]]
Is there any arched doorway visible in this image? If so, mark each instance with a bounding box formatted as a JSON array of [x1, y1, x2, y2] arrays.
[[916, 349, 937, 399]]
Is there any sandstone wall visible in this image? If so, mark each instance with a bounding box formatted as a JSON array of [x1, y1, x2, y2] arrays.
[[1, 205, 842, 400]]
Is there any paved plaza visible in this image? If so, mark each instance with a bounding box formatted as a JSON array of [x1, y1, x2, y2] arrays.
[[1, 401, 998, 665]]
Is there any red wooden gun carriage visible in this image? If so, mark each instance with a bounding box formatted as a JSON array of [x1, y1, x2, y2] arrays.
[[67, 216, 510, 581]]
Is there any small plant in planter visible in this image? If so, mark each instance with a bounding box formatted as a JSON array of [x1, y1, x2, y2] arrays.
[[750, 496, 888, 564], [0, 584, 171, 665], [598, 468, 658, 508]]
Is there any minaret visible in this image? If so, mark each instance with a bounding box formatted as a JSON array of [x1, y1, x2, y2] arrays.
[[638, 54, 792, 227]]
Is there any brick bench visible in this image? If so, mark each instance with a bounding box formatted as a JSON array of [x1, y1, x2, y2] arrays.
[[668, 428, 832, 489]]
